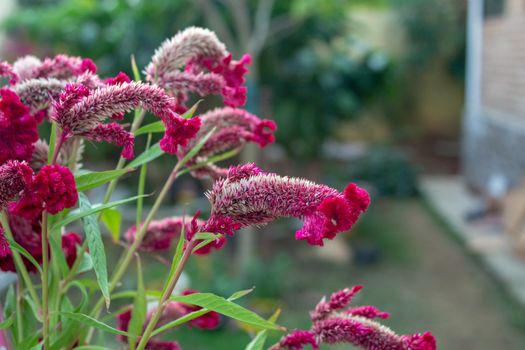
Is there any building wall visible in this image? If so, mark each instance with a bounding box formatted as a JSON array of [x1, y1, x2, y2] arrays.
[[464, 0, 525, 192]]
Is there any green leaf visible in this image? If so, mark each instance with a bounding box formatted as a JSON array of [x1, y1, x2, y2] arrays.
[[6, 237, 43, 274], [181, 100, 201, 119], [126, 142, 163, 169], [134, 121, 164, 136], [177, 127, 216, 169], [52, 194, 146, 230], [127, 257, 146, 350], [169, 293, 281, 331], [0, 314, 13, 329], [245, 330, 268, 350], [161, 228, 186, 297], [101, 208, 122, 243], [77, 251, 93, 274], [78, 193, 110, 309], [48, 232, 69, 278], [75, 169, 132, 192], [24, 295, 42, 322], [131, 55, 141, 82], [48, 122, 57, 164], [228, 288, 255, 301], [74, 346, 111, 350], [60, 312, 135, 337], [245, 308, 281, 350]]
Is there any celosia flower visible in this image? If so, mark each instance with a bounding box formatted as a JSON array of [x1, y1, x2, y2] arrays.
[[0, 160, 33, 211], [178, 107, 276, 179], [203, 163, 369, 246], [275, 286, 436, 350], [175, 290, 220, 329], [0, 89, 39, 165], [14, 78, 66, 114], [11, 164, 77, 219], [125, 216, 201, 252], [0, 226, 9, 258], [146, 27, 251, 110], [61, 232, 82, 267], [275, 330, 319, 350], [12, 54, 96, 81], [52, 81, 201, 158], [0, 61, 16, 84]]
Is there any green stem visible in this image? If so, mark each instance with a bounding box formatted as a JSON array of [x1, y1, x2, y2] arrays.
[[41, 213, 50, 350], [136, 239, 197, 350], [61, 109, 146, 287], [0, 212, 41, 309], [16, 282, 23, 341], [87, 165, 181, 342]]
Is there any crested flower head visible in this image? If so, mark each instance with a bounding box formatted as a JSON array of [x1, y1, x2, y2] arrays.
[[203, 163, 369, 246], [12, 54, 96, 81], [275, 330, 319, 350], [0, 61, 16, 84], [51, 81, 200, 156], [147, 27, 251, 110], [0, 160, 33, 211], [178, 107, 277, 179], [11, 164, 77, 219], [0, 89, 39, 165], [125, 216, 203, 252]]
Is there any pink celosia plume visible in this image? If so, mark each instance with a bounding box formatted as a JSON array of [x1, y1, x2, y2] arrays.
[[12, 54, 96, 81], [203, 163, 369, 246], [52, 81, 201, 157], [0, 160, 33, 211], [146, 27, 251, 110], [178, 107, 276, 179]]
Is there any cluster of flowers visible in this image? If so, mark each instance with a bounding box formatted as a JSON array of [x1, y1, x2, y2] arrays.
[[0, 26, 436, 350], [274, 286, 436, 350]]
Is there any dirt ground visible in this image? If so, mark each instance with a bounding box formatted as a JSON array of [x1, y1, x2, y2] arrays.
[[283, 199, 525, 350]]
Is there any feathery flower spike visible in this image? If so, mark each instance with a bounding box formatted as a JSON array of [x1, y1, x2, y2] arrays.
[[204, 163, 369, 246], [0, 160, 33, 211], [147, 27, 251, 109], [178, 107, 276, 179]]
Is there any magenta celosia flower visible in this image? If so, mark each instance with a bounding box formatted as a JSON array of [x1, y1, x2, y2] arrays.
[[0, 226, 9, 258], [51, 81, 200, 157], [275, 330, 319, 350], [0, 160, 33, 211], [146, 27, 251, 110], [125, 216, 201, 252], [0, 89, 39, 165], [84, 123, 135, 159], [12, 54, 96, 81], [203, 163, 369, 246], [61, 232, 82, 267], [178, 107, 276, 179], [14, 78, 66, 115], [11, 165, 78, 219], [276, 286, 436, 350], [0, 61, 16, 84]]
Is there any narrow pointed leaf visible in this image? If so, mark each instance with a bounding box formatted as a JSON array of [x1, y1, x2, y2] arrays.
[[60, 312, 136, 337], [52, 194, 146, 230], [78, 193, 110, 308], [75, 169, 132, 192], [128, 257, 146, 350], [6, 237, 43, 274], [101, 208, 122, 243], [177, 127, 216, 169], [134, 121, 164, 136], [126, 143, 163, 169]]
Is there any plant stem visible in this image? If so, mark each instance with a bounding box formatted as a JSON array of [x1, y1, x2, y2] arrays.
[[136, 239, 197, 350], [86, 166, 181, 343], [16, 282, 23, 341], [0, 211, 41, 309], [41, 212, 50, 350], [62, 110, 146, 287]]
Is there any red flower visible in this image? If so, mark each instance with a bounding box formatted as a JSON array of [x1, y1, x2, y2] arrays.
[[0, 89, 39, 165], [61, 232, 82, 267]]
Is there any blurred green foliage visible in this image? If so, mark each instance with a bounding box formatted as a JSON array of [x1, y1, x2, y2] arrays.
[[3, 0, 390, 158]]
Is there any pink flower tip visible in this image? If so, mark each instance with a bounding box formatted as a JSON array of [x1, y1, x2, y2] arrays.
[[80, 58, 97, 74], [405, 331, 437, 350], [160, 115, 201, 154], [105, 72, 131, 86], [344, 183, 370, 212]]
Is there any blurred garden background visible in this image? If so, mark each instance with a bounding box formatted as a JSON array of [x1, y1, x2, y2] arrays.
[[2, 0, 525, 349]]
